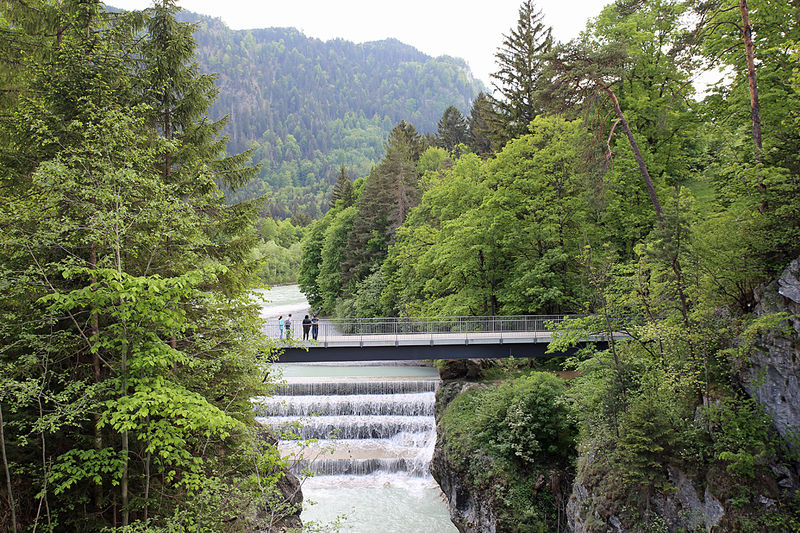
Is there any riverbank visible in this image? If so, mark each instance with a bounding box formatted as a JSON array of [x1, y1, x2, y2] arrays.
[[430, 260, 800, 531]]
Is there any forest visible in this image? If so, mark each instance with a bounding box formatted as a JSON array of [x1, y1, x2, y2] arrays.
[[179, 9, 486, 286], [298, 0, 800, 529], [1, 0, 799, 530], [181, 11, 484, 219], [0, 1, 300, 530]]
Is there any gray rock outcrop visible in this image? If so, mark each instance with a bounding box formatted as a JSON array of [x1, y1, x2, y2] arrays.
[[741, 256, 800, 453], [566, 459, 724, 533]]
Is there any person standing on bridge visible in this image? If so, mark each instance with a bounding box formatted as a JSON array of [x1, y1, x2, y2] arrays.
[[302, 314, 312, 340], [311, 314, 319, 340], [285, 314, 292, 339], [278, 315, 285, 339]]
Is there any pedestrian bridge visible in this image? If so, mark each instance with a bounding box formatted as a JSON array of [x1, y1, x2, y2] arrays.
[[270, 315, 607, 362]]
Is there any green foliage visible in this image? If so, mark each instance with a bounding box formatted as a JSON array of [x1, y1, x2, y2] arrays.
[[346, 270, 391, 319], [251, 216, 305, 284], [436, 105, 469, 153], [252, 240, 302, 286], [329, 166, 355, 209], [704, 397, 777, 479], [49, 448, 126, 495], [468, 92, 499, 156], [318, 205, 358, 313], [178, 11, 484, 216], [342, 121, 426, 285], [381, 115, 596, 316], [472, 373, 575, 468], [0, 2, 291, 530], [297, 213, 333, 309], [491, 0, 553, 142], [440, 373, 576, 531]]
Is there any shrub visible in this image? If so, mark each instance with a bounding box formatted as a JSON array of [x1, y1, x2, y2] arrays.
[[473, 372, 577, 468]]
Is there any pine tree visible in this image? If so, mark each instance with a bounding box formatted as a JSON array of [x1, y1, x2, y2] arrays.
[[143, 0, 257, 190], [140, 0, 261, 293], [468, 92, 499, 156], [491, 0, 553, 142], [342, 121, 424, 284]]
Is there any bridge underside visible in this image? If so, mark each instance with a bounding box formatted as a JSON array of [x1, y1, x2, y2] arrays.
[[278, 341, 606, 363]]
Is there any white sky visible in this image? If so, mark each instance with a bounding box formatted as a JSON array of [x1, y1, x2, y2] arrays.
[[109, 0, 611, 86]]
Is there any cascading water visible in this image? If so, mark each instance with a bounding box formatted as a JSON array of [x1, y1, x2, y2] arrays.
[[255, 286, 456, 531], [255, 364, 458, 532]]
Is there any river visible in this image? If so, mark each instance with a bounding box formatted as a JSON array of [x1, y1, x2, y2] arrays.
[[255, 285, 458, 533]]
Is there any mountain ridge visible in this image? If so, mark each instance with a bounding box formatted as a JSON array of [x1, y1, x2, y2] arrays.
[[170, 8, 485, 217]]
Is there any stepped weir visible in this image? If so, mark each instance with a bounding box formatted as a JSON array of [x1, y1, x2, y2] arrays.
[[255, 287, 457, 530], [256, 371, 440, 478]]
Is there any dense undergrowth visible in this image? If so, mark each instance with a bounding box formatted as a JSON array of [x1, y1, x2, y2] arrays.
[[438, 370, 577, 532]]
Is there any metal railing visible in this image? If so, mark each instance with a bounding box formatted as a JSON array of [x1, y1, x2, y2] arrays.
[[265, 315, 571, 345]]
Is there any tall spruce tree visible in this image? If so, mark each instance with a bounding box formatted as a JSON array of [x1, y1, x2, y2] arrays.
[[491, 0, 553, 142], [142, 0, 257, 192], [468, 92, 499, 156], [342, 121, 424, 284], [436, 105, 469, 153], [0, 2, 290, 529], [329, 165, 355, 209], [141, 0, 261, 293]]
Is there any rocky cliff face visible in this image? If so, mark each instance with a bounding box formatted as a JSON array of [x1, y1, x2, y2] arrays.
[[257, 430, 303, 531], [564, 257, 800, 532], [741, 256, 800, 453], [566, 450, 726, 533], [430, 381, 499, 533], [266, 468, 303, 531]]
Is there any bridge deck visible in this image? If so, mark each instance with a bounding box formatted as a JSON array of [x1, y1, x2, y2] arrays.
[[279, 330, 555, 348], [266, 315, 607, 362]]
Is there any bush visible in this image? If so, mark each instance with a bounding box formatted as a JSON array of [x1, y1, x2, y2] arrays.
[[473, 372, 577, 468], [439, 372, 578, 532]]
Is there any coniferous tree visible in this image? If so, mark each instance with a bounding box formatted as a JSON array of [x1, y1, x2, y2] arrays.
[[142, 0, 258, 192], [342, 121, 424, 284], [0, 2, 289, 529], [468, 91, 499, 156], [436, 105, 469, 152], [329, 165, 355, 208], [141, 0, 261, 293], [491, 0, 553, 142]]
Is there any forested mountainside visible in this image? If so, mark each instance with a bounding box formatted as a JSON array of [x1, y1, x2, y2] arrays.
[[178, 11, 485, 217]]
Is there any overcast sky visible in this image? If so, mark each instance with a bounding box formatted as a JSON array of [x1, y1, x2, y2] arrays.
[[109, 0, 611, 86]]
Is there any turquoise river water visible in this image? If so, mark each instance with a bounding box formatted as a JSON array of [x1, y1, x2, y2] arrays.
[[255, 285, 458, 533]]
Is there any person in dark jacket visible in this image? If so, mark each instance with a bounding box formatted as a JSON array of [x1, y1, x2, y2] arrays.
[[302, 314, 312, 340]]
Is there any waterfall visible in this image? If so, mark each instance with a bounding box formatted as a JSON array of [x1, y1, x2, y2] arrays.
[[256, 375, 439, 479], [255, 287, 456, 531]]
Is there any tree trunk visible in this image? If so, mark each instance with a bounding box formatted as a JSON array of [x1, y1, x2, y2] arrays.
[[164, 95, 172, 179], [0, 404, 17, 533], [601, 82, 665, 225], [144, 448, 151, 521], [121, 366, 129, 527], [739, 0, 762, 160], [113, 224, 130, 527], [90, 244, 103, 512]]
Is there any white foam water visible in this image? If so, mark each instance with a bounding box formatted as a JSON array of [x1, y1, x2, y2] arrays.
[[256, 287, 456, 532], [256, 367, 456, 532]]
